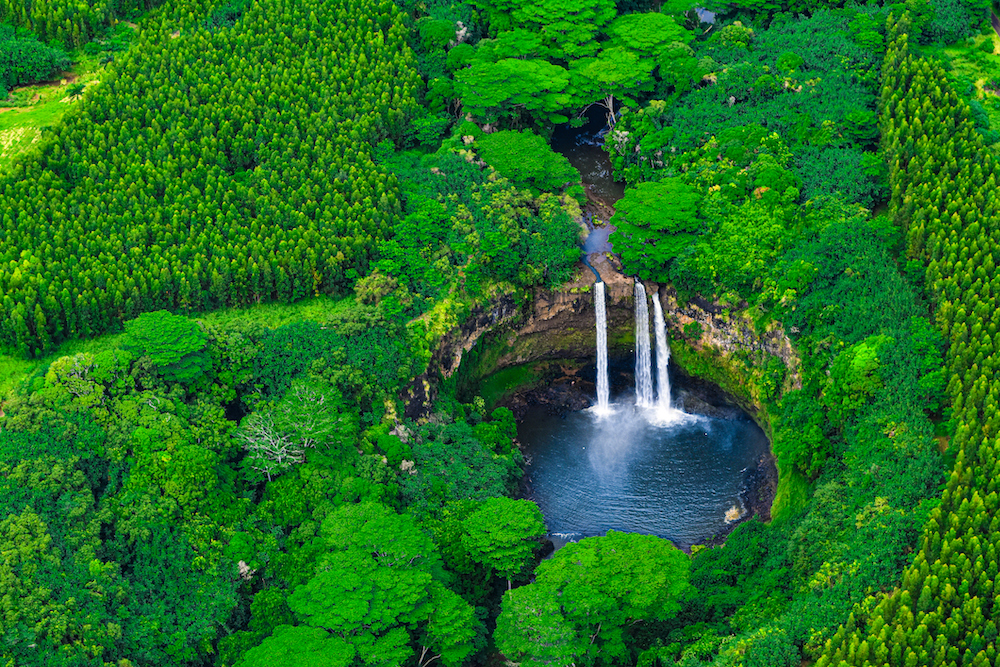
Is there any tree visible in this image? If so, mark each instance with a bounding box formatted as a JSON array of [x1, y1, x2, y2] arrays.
[[475, 130, 579, 194], [236, 379, 358, 481], [122, 310, 210, 383], [43, 352, 106, 408], [455, 58, 573, 125], [605, 12, 693, 57], [494, 583, 583, 665], [610, 178, 703, 280], [510, 0, 616, 59], [237, 625, 355, 667], [235, 410, 305, 482], [823, 334, 892, 427], [604, 11, 699, 96], [243, 503, 477, 667], [470, 0, 616, 58], [462, 497, 546, 587], [570, 46, 656, 124], [495, 531, 691, 666]]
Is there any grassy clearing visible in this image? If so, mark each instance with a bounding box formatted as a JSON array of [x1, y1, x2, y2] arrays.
[[926, 32, 1000, 150], [0, 55, 108, 171], [0, 330, 123, 398], [195, 294, 358, 330], [0, 16, 143, 172]]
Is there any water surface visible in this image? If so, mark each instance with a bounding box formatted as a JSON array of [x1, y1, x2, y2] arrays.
[[551, 108, 625, 204], [519, 398, 770, 545]]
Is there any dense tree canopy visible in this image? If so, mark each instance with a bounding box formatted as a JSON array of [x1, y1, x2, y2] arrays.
[[0, 0, 166, 46], [611, 178, 703, 279], [461, 497, 545, 584], [0, 0, 994, 665], [496, 531, 691, 665], [474, 129, 579, 194], [0, 24, 69, 95], [122, 310, 211, 383], [240, 503, 477, 667], [0, 0, 422, 356], [448, 0, 697, 129]]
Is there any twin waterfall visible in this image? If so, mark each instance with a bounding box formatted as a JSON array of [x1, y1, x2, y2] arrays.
[[634, 282, 654, 407], [594, 282, 611, 414], [592, 279, 674, 415], [653, 296, 672, 411]]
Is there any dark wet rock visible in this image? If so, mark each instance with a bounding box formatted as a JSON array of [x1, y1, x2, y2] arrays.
[[503, 378, 594, 421], [673, 391, 744, 421], [742, 453, 779, 523]]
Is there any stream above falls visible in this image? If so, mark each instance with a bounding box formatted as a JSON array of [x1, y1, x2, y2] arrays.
[[551, 107, 625, 206]]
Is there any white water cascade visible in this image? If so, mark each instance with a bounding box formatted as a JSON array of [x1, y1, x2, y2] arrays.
[[594, 281, 610, 415], [634, 281, 654, 406], [652, 295, 672, 410]]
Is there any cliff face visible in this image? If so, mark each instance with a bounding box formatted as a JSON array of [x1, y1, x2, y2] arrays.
[[402, 252, 795, 522], [649, 284, 801, 432], [489, 252, 635, 369], [655, 287, 801, 392], [403, 252, 801, 428], [401, 294, 520, 419]]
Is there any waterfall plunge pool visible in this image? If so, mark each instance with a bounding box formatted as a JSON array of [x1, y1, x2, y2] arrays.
[[518, 366, 771, 547]]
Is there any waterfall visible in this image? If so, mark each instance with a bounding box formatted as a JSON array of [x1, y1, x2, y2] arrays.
[[594, 281, 610, 414], [653, 295, 672, 410], [634, 281, 654, 407]]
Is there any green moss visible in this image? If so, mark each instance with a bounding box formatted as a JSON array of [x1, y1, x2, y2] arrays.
[[770, 468, 811, 523], [474, 362, 567, 409], [670, 336, 775, 433], [610, 327, 635, 349]]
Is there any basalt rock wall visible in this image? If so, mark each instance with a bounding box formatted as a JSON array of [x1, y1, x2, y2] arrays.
[[403, 251, 801, 430]]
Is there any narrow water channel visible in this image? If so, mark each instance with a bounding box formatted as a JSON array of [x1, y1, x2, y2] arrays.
[[551, 106, 625, 205]]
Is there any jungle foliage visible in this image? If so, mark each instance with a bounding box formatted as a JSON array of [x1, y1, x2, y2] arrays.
[[0, 299, 540, 666], [0, 0, 995, 664], [408, 0, 704, 131], [373, 146, 581, 320], [598, 5, 963, 665], [816, 15, 1000, 667], [0, 23, 69, 95], [605, 7, 888, 208]]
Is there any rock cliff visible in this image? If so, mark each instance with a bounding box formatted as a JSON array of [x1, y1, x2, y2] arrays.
[[403, 251, 801, 430]]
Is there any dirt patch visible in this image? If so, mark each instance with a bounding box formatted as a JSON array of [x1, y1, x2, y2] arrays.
[[26, 71, 78, 90]]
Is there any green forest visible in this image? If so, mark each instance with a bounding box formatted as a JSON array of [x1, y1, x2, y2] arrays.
[[0, 0, 997, 663]]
